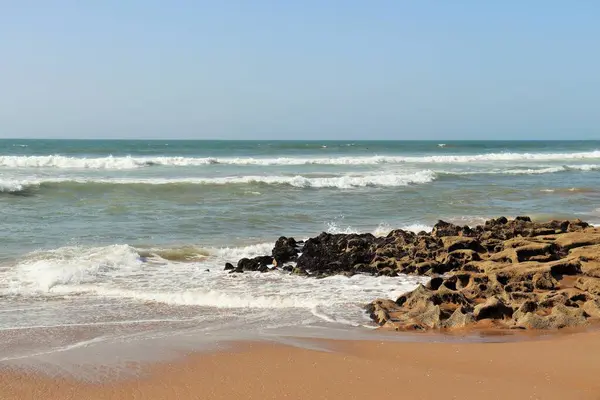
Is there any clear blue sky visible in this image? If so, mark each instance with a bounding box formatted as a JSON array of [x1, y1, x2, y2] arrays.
[[1, 1, 598, 140]]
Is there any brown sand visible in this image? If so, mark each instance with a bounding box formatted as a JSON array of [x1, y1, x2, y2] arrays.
[[2, 331, 600, 399]]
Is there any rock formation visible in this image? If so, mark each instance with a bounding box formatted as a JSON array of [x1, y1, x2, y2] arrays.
[[228, 217, 600, 330]]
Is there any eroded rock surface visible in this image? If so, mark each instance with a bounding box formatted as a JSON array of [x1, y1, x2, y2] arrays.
[[228, 216, 600, 330], [365, 218, 600, 330]]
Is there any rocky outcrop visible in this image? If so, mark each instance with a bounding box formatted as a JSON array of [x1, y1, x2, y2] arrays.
[[366, 219, 600, 331], [227, 216, 600, 330]]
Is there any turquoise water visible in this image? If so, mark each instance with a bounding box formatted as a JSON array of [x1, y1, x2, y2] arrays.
[[1, 139, 599, 362]]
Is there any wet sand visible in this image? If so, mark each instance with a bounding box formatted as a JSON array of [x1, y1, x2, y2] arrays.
[[2, 330, 600, 399]]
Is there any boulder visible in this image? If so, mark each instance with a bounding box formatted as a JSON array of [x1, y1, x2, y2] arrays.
[[272, 236, 300, 264], [296, 232, 377, 274], [236, 256, 274, 272], [432, 221, 472, 237]]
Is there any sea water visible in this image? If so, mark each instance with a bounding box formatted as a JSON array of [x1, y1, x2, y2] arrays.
[[1, 140, 599, 368]]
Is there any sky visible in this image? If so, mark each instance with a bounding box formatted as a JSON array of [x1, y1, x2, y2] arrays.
[[0, 1, 599, 140]]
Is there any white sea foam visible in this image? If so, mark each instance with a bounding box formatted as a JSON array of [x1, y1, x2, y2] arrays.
[[1, 162, 595, 194], [1, 151, 600, 169], [0, 155, 145, 169], [0, 171, 437, 192], [400, 223, 434, 233], [1, 243, 425, 326], [326, 222, 433, 236], [6, 245, 143, 293], [0, 179, 28, 193], [503, 164, 600, 175]]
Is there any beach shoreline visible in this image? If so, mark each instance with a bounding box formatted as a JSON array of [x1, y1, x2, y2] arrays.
[[2, 330, 600, 399]]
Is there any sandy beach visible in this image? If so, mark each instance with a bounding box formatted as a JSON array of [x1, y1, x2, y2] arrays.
[[2, 330, 600, 399], [3, 0, 599, 397]]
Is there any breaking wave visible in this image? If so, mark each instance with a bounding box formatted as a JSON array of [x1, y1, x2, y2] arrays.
[[3, 164, 599, 195], [502, 164, 600, 175], [1, 150, 600, 169], [0, 180, 29, 193], [2, 243, 424, 315], [0, 171, 436, 193]]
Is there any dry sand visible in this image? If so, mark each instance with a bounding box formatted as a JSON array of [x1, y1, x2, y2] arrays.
[[2, 331, 600, 399]]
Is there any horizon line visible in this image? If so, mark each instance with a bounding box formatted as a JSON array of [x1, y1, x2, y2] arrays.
[[1, 138, 599, 142]]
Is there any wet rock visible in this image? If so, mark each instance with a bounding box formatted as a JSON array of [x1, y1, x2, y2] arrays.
[[377, 267, 398, 277], [237, 256, 274, 272], [366, 299, 397, 325], [296, 232, 377, 274], [291, 267, 308, 276], [224, 262, 234, 271], [432, 221, 464, 237], [272, 236, 300, 264]]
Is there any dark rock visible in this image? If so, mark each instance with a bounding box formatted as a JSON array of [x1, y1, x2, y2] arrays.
[[237, 256, 274, 272], [432, 220, 462, 237], [296, 232, 376, 274], [272, 236, 300, 264], [224, 262, 234, 271]]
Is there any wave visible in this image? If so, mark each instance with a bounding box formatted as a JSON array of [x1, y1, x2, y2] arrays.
[[3, 243, 424, 314], [4, 164, 599, 195], [3, 243, 276, 294], [2, 150, 600, 169], [502, 164, 600, 175], [2, 163, 598, 195], [0, 180, 29, 193], [0, 171, 436, 194], [430, 164, 600, 178]]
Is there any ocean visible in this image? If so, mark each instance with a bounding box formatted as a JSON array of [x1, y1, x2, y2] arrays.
[[1, 139, 600, 367]]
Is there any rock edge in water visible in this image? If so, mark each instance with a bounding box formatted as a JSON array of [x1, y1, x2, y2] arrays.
[[228, 216, 600, 330]]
